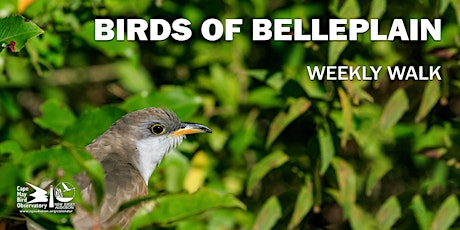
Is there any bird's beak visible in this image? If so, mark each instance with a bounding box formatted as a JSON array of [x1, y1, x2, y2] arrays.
[[169, 122, 212, 137]]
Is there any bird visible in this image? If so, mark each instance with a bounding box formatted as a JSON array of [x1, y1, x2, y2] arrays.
[[71, 107, 212, 229]]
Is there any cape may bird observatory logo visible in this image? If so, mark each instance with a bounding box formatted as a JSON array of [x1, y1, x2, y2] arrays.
[[17, 182, 76, 213]]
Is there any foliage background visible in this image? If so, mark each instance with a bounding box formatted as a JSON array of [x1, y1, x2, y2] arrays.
[[0, 0, 460, 229]]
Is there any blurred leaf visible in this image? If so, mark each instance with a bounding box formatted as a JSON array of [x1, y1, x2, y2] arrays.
[[414, 125, 452, 152], [34, 99, 76, 135], [116, 60, 154, 93], [369, 0, 387, 19], [415, 80, 440, 122], [246, 151, 289, 196], [77, 21, 138, 61], [81, 159, 105, 206], [18, 0, 36, 14], [288, 175, 314, 229], [247, 86, 283, 108], [63, 106, 126, 146], [253, 196, 282, 230], [338, 0, 361, 18], [130, 188, 245, 228], [162, 150, 190, 193], [376, 196, 401, 230], [266, 97, 311, 148], [349, 204, 378, 230], [229, 109, 258, 156], [380, 88, 409, 131], [331, 157, 356, 217], [365, 155, 392, 196], [423, 162, 448, 195], [431, 195, 460, 230], [0, 15, 43, 52], [0, 163, 20, 216], [328, 41, 348, 65], [318, 120, 335, 175], [123, 86, 203, 119], [199, 64, 240, 110], [0, 140, 23, 163], [184, 151, 212, 193], [338, 87, 352, 147], [411, 195, 433, 230]]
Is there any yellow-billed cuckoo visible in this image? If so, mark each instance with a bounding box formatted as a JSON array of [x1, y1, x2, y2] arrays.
[[71, 108, 212, 229]]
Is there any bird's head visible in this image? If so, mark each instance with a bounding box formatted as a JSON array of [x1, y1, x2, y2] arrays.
[[92, 108, 212, 184]]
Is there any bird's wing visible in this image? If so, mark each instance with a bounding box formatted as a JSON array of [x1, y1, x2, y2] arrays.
[[72, 156, 148, 230]]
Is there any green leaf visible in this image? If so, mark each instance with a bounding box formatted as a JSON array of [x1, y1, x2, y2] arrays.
[[253, 196, 282, 230], [0, 15, 44, 52], [328, 41, 348, 65], [0, 140, 23, 163], [246, 151, 289, 196], [338, 0, 361, 19], [376, 196, 401, 230], [34, 99, 76, 135], [266, 97, 311, 148], [415, 80, 440, 122], [411, 195, 433, 230], [123, 86, 203, 120], [247, 86, 283, 108], [129, 189, 245, 228], [338, 88, 352, 147], [63, 106, 126, 146], [349, 204, 378, 230], [365, 155, 392, 196], [82, 159, 105, 206], [380, 88, 409, 131], [368, 0, 387, 19], [116, 60, 154, 93], [431, 195, 460, 230], [77, 21, 138, 61], [288, 175, 314, 229], [331, 157, 357, 217], [318, 121, 335, 175]]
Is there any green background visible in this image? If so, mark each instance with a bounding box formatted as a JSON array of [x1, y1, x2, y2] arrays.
[[0, 0, 460, 229]]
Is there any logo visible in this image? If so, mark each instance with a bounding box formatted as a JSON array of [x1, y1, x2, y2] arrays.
[[17, 182, 76, 214]]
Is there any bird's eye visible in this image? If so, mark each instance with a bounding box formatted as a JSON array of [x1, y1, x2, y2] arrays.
[[150, 124, 166, 135]]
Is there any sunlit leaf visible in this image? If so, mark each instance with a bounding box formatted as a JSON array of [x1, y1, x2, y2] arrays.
[[328, 41, 348, 65], [247, 86, 283, 108], [0, 15, 43, 52], [288, 175, 314, 229], [34, 99, 76, 135], [415, 80, 440, 122], [318, 121, 335, 175], [431, 195, 460, 230], [349, 204, 378, 229], [184, 151, 212, 193], [266, 97, 311, 148], [129, 189, 245, 228], [380, 88, 409, 131], [338, 87, 352, 147], [246, 151, 289, 196], [253, 196, 282, 230], [376, 196, 401, 230], [338, 0, 361, 18], [369, 0, 387, 19], [365, 155, 392, 196], [331, 157, 356, 217], [411, 195, 433, 230]]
